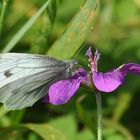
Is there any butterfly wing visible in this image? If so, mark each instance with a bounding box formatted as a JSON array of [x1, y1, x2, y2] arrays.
[[0, 53, 68, 110]]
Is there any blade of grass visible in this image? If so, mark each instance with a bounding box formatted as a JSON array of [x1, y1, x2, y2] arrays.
[[2, 0, 51, 53], [0, 0, 8, 39], [23, 123, 67, 140], [47, 0, 99, 60], [112, 92, 131, 123], [0, 123, 67, 140]]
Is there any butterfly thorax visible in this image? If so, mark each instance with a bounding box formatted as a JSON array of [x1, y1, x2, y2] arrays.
[[64, 60, 78, 77]]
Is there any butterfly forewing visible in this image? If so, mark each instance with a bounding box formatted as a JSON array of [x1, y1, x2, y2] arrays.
[[0, 53, 73, 110]]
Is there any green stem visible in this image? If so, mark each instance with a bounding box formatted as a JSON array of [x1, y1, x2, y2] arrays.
[[95, 92, 102, 140], [0, 0, 8, 39]]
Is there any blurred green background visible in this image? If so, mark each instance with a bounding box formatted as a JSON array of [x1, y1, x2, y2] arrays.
[[0, 0, 140, 139]]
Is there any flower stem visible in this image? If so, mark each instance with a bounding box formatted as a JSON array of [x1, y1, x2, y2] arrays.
[[95, 92, 102, 140]]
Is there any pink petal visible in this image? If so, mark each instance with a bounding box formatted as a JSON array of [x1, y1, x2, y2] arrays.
[[43, 68, 88, 105], [120, 63, 140, 75], [92, 63, 140, 92], [92, 71, 125, 92]]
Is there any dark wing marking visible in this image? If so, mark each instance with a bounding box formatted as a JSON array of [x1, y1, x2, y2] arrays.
[[0, 53, 68, 110], [4, 70, 12, 78]]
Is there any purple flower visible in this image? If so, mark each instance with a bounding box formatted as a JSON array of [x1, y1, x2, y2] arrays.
[[86, 47, 140, 92], [44, 47, 140, 105], [43, 68, 88, 105]]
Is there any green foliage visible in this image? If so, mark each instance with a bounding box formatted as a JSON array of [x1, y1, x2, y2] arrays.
[[0, 0, 140, 139], [24, 123, 67, 140]]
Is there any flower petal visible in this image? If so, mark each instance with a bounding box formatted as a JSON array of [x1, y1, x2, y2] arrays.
[[93, 63, 140, 92], [120, 63, 140, 75], [92, 71, 125, 92], [43, 68, 88, 105]]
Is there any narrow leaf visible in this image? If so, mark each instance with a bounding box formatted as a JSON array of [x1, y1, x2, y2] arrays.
[[47, 0, 99, 59], [24, 123, 67, 140]]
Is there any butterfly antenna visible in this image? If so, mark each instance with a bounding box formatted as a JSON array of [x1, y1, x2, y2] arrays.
[[73, 42, 86, 60], [73, 26, 94, 60]]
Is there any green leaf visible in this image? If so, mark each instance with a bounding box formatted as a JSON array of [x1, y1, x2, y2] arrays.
[[76, 102, 96, 133], [24, 123, 67, 140], [76, 129, 95, 140], [0, 123, 67, 140], [112, 92, 131, 122], [10, 109, 26, 125], [46, 0, 57, 24], [49, 114, 95, 140], [104, 119, 135, 140], [47, 0, 99, 59], [49, 115, 76, 140], [0, 0, 9, 38]]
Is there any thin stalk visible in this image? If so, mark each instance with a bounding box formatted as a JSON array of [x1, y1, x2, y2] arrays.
[[95, 92, 102, 140], [0, 0, 8, 39]]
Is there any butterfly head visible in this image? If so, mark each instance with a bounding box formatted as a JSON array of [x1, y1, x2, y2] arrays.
[[65, 60, 78, 77]]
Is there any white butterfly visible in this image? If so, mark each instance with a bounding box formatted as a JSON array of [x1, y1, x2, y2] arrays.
[[0, 53, 77, 110]]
